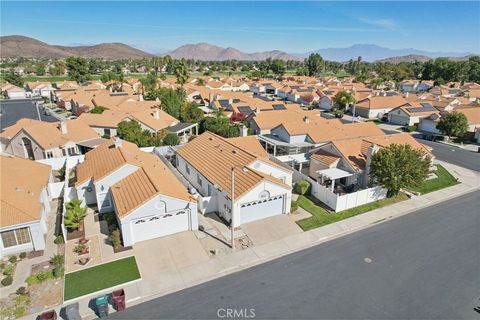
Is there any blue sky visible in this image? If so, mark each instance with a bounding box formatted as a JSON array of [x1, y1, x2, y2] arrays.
[[1, 1, 479, 54]]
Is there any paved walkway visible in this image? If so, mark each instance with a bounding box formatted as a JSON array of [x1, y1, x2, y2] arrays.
[[20, 161, 480, 320]]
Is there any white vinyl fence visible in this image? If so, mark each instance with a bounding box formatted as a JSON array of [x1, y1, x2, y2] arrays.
[[293, 169, 388, 212]]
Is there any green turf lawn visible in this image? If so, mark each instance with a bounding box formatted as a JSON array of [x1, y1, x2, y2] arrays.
[[410, 164, 459, 195], [296, 193, 409, 231], [64, 256, 140, 300]]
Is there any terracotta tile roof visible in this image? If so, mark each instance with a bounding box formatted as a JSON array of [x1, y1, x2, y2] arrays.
[[356, 95, 408, 110], [311, 149, 340, 166], [228, 136, 268, 157], [330, 133, 432, 171], [1, 119, 99, 149], [177, 132, 289, 199], [252, 109, 334, 131], [0, 156, 51, 227], [279, 120, 385, 144], [454, 106, 480, 124]]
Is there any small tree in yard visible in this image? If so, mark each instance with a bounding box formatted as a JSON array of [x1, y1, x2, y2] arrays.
[[162, 133, 180, 146], [370, 144, 431, 197], [436, 111, 469, 137], [294, 180, 311, 195], [334, 91, 356, 110], [64, 200, 87, 231]]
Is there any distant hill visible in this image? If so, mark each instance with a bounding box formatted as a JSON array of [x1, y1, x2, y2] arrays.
[[376, 55, 432, 63], [308, 44, 473, 62], [166, 43, 300, 61], [1, 35, 153, 59]]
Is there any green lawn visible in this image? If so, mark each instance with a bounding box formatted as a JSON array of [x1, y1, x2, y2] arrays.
[[296, 193, 409, 231], [64, 256, 140, 300], [410, 164, 459, 195]]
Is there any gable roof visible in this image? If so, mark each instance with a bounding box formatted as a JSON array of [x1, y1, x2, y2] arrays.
[[1, 118, 99, 150], [227, 136, 268, 157], [0, 156, 51, 228], [356, 95, 407, 110], [176, 132, 289, 199]]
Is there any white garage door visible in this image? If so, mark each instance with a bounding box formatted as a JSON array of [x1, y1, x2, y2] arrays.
[[240, 195, 285, 224], [389, 114, 408, 125], [131, 210, 190, 244]]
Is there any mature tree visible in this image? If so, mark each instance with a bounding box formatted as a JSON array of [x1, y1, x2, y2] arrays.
[[334, 91, 356, 110], [90, 105, 107, 114], [35, 62, 46, 76], [200, 117, 239, 138], [117, 120, 161, 147], [305, 53, 324, 76], [436, 111, 469, 137], [162, 133, 180, 146], [53, 60, 66, 75], [66, 56, 90, 83], [370, 144, 431, 196], [139, 72, 158, 93], [4, 70, 23, 86], [270, 59, 286, 78], [196, 78, 205, 86], [64, 199, 87, 231], [174, 59, 189, 86], [180, 102, 204, 123]]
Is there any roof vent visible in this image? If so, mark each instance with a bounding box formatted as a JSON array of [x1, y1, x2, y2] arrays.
[[15, 187, 21, 192]]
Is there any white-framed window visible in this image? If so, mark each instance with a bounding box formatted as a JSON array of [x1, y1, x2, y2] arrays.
[[62, 149, 66, 156], [1, 228, 31, 248], [185, 163, 190, 175], [197, 174, 202, 186], [67, 147, 76, 156], [45, 151, 53, 159]]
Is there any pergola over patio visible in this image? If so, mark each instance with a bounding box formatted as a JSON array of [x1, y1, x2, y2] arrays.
[[317, 168, 353, 192]]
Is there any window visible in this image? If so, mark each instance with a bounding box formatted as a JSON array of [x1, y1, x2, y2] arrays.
[[104, 128, 111, 136], [62, 149, 66, 156], [46, 151, 53, 159], [197, 174, 203, 186], [67, 147, 76, 156], [185, 164, 190, 175], [1, 228, 31, 248]]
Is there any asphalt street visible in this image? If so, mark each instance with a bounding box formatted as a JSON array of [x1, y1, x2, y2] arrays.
[[110, 191, 480, 320], [418, 139, 480, 172]]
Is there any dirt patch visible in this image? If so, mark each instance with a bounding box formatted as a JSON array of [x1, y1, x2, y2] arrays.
[[28, 277, 63, 313], [66, 222, 85, 240]]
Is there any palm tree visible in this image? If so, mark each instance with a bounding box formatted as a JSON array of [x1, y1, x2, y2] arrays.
[[64, 199, 87, 231], [174, 59, 190, 87], [334, 91, 356, 111]]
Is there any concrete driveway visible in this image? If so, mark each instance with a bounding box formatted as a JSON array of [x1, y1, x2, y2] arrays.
[[242, 214, 303, 246], [132, 231, 209, 296]]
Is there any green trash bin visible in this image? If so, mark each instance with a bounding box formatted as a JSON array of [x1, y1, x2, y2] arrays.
[[95, 295, 109, 318]]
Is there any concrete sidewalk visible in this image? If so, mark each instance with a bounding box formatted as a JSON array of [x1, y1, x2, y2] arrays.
[[21, 161, 479, 320]]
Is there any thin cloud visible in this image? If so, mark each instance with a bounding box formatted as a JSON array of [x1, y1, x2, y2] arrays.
[[359, 18, 397, 30]]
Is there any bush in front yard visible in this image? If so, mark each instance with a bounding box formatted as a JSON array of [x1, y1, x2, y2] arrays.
[[2, 276, 13, 286], [291, 200, 298, 212], [294, 180, 311, 195], [109, 229, 122, 248], [8, 256, 17, 264], [54, 235, 64, 245], [19, 252, 27, 259]]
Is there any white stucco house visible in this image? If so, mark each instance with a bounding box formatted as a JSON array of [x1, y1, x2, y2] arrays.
[[176, 132, 293, 227], [74, 138, 197, 246], [25, 81, 55, 98], [0, 83, 27, 99], [1, 156, 52, 256]]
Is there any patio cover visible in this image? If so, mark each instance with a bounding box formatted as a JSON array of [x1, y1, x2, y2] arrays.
[[317, 168, 352, 180], [76, 138, 106, 148]]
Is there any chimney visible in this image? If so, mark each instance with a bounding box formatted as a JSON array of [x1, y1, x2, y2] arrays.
[[59, 121, 68, 134], [138, 94, 144, 101], [153, 108, 160, 120], [303, 116, 310, 123], [114, 136, 122, 148], [240, 124, 248, 137], [255, 106, 261, 114]]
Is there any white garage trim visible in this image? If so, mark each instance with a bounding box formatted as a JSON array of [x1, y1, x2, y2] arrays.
[[240, 194, 285, 224]]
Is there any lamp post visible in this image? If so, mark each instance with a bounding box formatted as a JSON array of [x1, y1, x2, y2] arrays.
[[230, 165, 245, 250]]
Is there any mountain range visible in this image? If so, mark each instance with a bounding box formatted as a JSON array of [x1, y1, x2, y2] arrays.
[[0, 35, 475, 62]]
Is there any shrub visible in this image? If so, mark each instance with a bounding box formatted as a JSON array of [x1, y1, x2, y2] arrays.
[[402, 125, 416, 132], [54, 235, 65, 245], [8, 255, 18, 264], [0, 263, 5, 270], [19, 252, 27, 259], [1, 276, 13, 286], [26, 271, 54, 285], [3, 265, 14, 277], [109, 229, 122, 248], [49, 254, 64, 268], [16, 286, 28, 295], [53, 266, 64, 278], [291, 200, 298, 212], [294, 180, 311, 195]]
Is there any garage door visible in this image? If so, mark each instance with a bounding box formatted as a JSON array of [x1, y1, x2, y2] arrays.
[[131, 209, 190, 244], [240, 195, 285, 224], [389, 114, 408, 126]]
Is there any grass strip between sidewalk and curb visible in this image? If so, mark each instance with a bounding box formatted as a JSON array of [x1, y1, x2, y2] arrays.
[[296, 193, 409, 231], [410, 164, 459, 195], [64, 256, 140, 300]]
